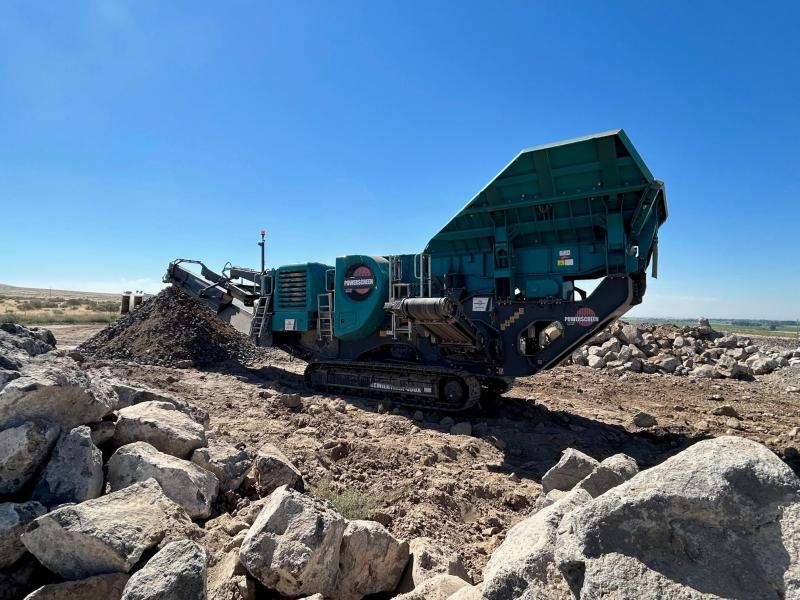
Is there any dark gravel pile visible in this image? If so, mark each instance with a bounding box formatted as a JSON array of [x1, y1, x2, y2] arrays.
[[79, 286, 264, 367]]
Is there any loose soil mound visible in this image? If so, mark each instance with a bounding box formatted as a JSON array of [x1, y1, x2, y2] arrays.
[[79, 286, 262, 367]]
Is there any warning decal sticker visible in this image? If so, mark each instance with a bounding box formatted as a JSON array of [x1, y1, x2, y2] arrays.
[[556, 249, 574, 267]]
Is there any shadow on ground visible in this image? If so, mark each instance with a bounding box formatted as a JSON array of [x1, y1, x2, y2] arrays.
[[242, 362, 704, 482]]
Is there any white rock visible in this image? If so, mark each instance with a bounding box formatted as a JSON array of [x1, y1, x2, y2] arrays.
[[250, 442, 304, 496], [21, 479, 192, 579], [541, 448, 599, 494], [31, 425, 103, 506], [0, 420, 60, 495], [110, 381, 209, 427], [397, 537, 470, 593], [555, 437, 800, 599], [336, 519, 409, 600], [23, 573, 130, 600], [191, 440, 251, 492], [652, 353, 681, 373], [586, 355, 605, 369], [121, 539, 207, 600], [107, 442, 218, 519], [112, 401, 206, 459], [0, 501, 47, 568], [691, 364, 716, 378], [239, 486, 345, 597], [481, 489, 591, 600], [394, 574, 470, 600]]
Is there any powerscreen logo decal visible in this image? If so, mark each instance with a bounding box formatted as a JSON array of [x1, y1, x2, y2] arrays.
[[565, 307, 599, 327], [343, 264, 376, 301]]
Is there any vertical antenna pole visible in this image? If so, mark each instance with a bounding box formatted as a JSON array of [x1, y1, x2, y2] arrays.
[[259, 229, 266, 295]]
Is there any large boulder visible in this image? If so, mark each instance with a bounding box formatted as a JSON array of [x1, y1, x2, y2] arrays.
[[393, 574, 470, 600], [239, 486, 346, 598], [0, 420, 60, 495], [121, 539, 207, 600], [31, 425, 103, 506], [112, 401, 206, 459], [107, 442, 218, 519], [618, 323, 644, 346], [21, 479, 193, 579], [250, 442, 304, 496], [23, 574, 130, 599], [336, 520, 409, 600], [0, 501, 46, 568], [0, 359, 116, 429], [0, 324, 54, 360], [541, 448, 599, 494], [746, 354, 779, 375], [482, 488, 591, 600], [397, 537, 470, 592], [652, 354, 681, 373], [555, 437, 800, 599], [191, 440, 251, 492], [110, 381, 209, 427]]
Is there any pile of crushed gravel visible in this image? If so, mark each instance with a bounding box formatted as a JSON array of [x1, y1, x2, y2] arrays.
[[79, 286, 264, 367]]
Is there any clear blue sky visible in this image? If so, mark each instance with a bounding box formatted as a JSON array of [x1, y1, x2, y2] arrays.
[[1, 2, 798, 320]]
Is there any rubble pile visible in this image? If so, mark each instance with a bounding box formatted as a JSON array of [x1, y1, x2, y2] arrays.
[[569, 318, 800, 379], [2, 322, 800, 599], [78, 286, 265, 368]]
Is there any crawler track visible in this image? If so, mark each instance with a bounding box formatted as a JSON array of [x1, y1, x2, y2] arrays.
[[304, 360, 482, 411]]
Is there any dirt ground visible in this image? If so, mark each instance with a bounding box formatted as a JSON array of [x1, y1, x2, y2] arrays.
[[57, 324, 800, 582]]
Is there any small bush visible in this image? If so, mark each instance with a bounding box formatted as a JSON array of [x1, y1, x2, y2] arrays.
[[314, 478, 376, 520], [63, 298, 83, 307]]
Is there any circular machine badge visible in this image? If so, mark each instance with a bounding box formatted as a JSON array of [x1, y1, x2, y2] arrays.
[[343, 264, 376, 301], [565, 306, 599, 327]]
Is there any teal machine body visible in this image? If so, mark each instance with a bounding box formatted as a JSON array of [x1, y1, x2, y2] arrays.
[[165, 130, 667, 410]]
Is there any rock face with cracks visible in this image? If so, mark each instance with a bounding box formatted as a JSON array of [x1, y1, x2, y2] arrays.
[[0, 359, 117, 430], [112, 400, 206, 459], [31, 425, 103, 506], [482, 488, 592, 600], [336, 519, 410, 600], [21, 479, 192, 579], [107, 442, 219, 520], [555, 436, 800, 599], [23, 573, 130, 600], [0, 501, 46, 568], [251, 442, 304, 496], [121, 539, 208, 600], [0, 420, 59, 495], [191, 440, 251, 492], [239, 485, 346, 598]]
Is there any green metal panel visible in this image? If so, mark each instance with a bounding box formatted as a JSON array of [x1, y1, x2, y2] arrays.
[[333, 255, 390, 341], [425, 129, 666, 286], [272, 262, 331, 332]]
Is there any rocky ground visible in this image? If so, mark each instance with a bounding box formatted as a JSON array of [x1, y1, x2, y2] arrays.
[[1, 301, 799, 599]]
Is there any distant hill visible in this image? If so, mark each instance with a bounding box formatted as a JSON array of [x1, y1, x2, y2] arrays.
[[0, 283, 118, 303]]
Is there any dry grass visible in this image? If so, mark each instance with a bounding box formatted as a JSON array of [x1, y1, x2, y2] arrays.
[[0, 284, 120, 325], [313, 477, 376, 520]]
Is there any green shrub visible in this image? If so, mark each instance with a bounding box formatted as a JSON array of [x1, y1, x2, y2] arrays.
[[314, 478, 376, 520]]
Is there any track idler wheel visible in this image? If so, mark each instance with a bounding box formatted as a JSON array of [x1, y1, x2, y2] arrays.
[[442, 378, 466, 404]]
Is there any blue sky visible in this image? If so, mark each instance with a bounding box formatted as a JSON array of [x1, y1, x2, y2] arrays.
[[1, 2, 798, 319]]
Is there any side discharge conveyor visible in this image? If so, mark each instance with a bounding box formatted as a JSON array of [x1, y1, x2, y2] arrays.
[[165, 130, 667, 410]]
